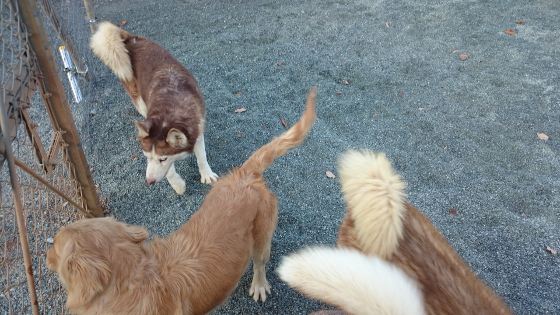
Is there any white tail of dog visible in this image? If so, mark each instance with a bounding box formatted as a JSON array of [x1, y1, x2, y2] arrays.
[[338, 150, 407, 259], [90, 21, 134, 82], [277, 246, 425, 315]]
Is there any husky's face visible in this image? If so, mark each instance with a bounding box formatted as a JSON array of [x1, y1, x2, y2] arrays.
[[134, 120, 194, 184], [143, 148, 188, 184]]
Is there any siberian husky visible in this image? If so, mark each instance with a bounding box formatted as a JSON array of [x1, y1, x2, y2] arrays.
[[90, 21, 218, 194]]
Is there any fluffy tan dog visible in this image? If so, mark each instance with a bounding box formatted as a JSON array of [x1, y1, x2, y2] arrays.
[[279, 149, 514, 315], [46, 88, 317, 315]]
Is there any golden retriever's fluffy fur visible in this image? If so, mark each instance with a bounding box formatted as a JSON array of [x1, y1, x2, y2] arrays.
[[46, 88, 317, 315]]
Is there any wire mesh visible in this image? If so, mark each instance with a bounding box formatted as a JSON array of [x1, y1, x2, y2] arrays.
[[1, 0, 96, 313]]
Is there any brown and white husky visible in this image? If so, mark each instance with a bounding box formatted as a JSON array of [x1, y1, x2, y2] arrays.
[[90, 21, 218, 194]]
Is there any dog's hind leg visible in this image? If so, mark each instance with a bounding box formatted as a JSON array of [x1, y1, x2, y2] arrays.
[[166, 163, 186, 195], [193, 134, 218, 184], [249, 191, 278, 302]]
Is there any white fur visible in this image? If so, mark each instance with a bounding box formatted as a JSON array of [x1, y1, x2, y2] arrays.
[[277, 247, 425, 315], [193, 135, 218, 184], [338, 150, 407, 259], [142, 135, 218, 194], [90, 21, 133, 82], [143, 148, 188, 194], [135, 97, 148, 117]]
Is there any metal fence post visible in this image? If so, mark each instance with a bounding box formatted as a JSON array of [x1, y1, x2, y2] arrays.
[[15, 0, 103, 217]]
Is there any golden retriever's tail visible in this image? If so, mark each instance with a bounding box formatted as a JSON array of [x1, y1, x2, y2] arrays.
[[277, 247, 425, 315], [339, 150, 407, 259], [90, 21, 134, 82], [241, 88, 317, 174]]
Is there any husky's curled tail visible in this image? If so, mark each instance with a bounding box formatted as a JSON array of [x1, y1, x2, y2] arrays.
[[90, 21, 134, 82], [277, 150, 425, 315], [240, 87, 317, 175]]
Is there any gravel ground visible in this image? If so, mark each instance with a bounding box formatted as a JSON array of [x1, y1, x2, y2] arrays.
[[73, 0, 559, 314]]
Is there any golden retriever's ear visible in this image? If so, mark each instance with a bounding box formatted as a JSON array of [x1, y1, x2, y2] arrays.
[[62, 242, 111, 309], [122, 224, 149, 243]]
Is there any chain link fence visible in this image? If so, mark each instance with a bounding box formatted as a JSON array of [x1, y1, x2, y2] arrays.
[[1, 0, 101, 313]]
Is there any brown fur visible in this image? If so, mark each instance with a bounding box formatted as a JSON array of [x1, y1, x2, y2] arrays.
[[338, 169, 513, 314], [46, 89, 317, 315], [93, 21, 205, 154]]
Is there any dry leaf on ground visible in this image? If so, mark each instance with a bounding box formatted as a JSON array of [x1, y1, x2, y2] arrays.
[[234, 108, 246, 113], [326, 170, 336, 179], [234, 92, 243, 97], [537, 132, 549, 140], [118, 20, 127, 26], [516, 21, 525, 25], [546, 246, 557, 255], [449, 208, 457, 215], [505, 29, 516, 35], [280, 118, 288, 127], [460, 54, 469, 61]]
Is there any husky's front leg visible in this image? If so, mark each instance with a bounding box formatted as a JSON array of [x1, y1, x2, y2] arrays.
[[166, 163, 186, 195], [194, 135, 218, 184]]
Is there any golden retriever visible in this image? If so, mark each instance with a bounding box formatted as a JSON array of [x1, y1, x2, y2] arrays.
[[46, 88, 317, 315], [279, 149, 513, 315]]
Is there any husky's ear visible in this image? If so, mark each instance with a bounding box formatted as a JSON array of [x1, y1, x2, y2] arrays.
[[61, 240, 111, 309], [134, 120, 149, 138], [166, 128, 188, 149]]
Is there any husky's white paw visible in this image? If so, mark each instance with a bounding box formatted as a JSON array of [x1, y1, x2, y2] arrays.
[[249, 279, 271, 302], [169, 177, 186, 195], [200, 170, 219, 184]]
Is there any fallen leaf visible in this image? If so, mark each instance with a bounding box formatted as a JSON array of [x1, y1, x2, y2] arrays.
[[449, 208, 457, 215], [418, 107, 425, 111], [234, 92, 243, 97], [336, 91, 342, 95], [326, 171, 336, 178], [399, 91, 404, 96], [118, 20, 127, 26], [505, 29, 515, 35], [452, 50, 459, 53], [236, 134, 241, 138], [342, 79, 349, 85], [385, 22, 389, 28], [95, 183, 100, 188], [459, 54, 469, 61], [537, 132, 549, 140], [515, 21, 525, 25], [280, 118, 288, 127], [132, 157, 138, 161], [546, 246, 557, 255], [234, 108, 247, 113], [274, 62, 285, 68]]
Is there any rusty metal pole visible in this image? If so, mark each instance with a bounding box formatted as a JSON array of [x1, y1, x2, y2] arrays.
[[15, 0, 103, 217]]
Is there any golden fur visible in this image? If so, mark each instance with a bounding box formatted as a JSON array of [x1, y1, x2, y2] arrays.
[[336, 150, 513, 315], [46, 88, 317, 315]]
